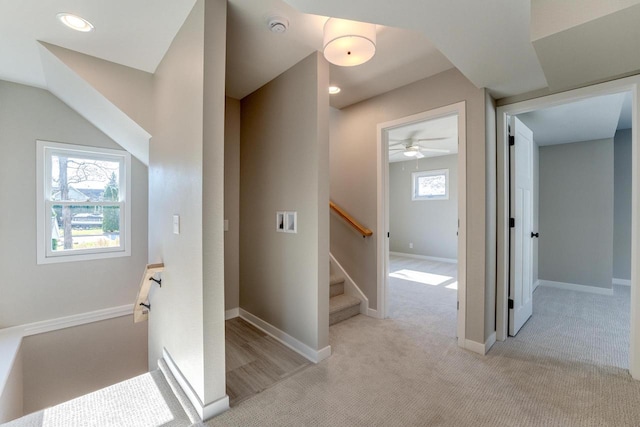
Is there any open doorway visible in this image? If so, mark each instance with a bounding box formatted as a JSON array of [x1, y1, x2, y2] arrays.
[[377, 101, 467, 347], [386, 115, 459, 338], [497, 83, 636, 372]]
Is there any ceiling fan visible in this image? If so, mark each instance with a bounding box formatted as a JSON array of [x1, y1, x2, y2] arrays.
[[389, 136, 451, 159]]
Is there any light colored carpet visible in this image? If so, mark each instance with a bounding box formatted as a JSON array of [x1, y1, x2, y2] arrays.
[[3, 369, 194, 427], [205, 258, 639, 426]]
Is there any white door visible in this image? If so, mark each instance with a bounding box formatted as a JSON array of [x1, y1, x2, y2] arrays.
[[509, 116, 534, 336]]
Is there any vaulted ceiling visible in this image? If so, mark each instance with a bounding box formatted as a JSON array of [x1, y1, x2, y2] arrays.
[[2, 0, 640, 111]]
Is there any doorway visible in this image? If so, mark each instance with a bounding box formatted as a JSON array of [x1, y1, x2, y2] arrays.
[[377, 101, 467, 347], [497, 79, 638, 376]]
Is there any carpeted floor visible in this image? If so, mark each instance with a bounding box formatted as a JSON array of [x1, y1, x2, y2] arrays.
[[4, 369, 194, 427], [206, 257, 639, 426]]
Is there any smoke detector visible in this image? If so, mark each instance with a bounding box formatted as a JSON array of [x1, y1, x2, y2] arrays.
[[268, 17, 289, 33]]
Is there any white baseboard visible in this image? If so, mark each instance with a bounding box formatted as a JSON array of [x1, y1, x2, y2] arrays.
[[23, 304, 134, 336], [533, 279, 540, 292], [613, 278, 632, 286], [538, 280, 613, 296], [162, 348, 229, 422], [464, 331, 496, 355], [367, 308, 382, 319], [239, 309, 331, 364], [389, 251, 457, 264], [329, 253, 370, 316], [225, 308, 239, 320]]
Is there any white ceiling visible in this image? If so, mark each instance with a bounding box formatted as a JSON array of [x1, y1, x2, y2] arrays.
[[388, 114, 458, 163], [0, 0, 196, 88], [516, 92, 630, 146], [2, 0, 640, 114], [225, 0, 454, 108]]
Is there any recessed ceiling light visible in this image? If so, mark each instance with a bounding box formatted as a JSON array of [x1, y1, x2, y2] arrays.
[[329, 86, 341, 94], [57, 13, 94, 32]]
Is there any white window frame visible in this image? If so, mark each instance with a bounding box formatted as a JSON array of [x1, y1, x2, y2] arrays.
[[411, 168, 449, 201], [36, 140, 131, 264]]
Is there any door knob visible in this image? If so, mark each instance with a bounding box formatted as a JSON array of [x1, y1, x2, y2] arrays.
[[531, 232, 539, 238]]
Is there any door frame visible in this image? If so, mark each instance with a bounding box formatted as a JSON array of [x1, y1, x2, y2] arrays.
[[496, 76, 640, 377], [376, 101, 467, 347]]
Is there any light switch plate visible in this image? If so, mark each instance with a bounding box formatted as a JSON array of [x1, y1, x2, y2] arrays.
[[173, 215, 180, 235], [224, 219, 229, 232]]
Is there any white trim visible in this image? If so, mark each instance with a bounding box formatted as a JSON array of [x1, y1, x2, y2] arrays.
[[366, 308, 381, 319], [464, 332, 496, 355], [23, 304, 133, 336], [330, 253, 370, 316], [389, 251, 458, 264], [538, 280, 614, 296], [36, 140, 132, 265], [377, 101, 466, 345], [533, 279, 540, 292], [239, 309, 331, 363], [614, 278, 632, 286], [162, 348, 229, 422], [0, 328, 24, 404], [225, 308, 239, 320]]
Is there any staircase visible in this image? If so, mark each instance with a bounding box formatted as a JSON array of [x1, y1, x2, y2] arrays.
[[329, 275, 361, 325]]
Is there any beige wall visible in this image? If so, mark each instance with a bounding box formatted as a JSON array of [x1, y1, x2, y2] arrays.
[[202, 0, 228, 403], [330, 68, 491, 343], [41, 43, 155, 134], [224, 97, 241, 311], [148, 0, 227, 407], [240, 52, 330, 351], [21, 316, 147, 414], [148, 0, 206, 399], [0, 80, 148, 328], [389, 156, 458, 259]]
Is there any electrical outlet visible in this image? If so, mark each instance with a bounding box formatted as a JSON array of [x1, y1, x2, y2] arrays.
[[409, 242, 413, 249]]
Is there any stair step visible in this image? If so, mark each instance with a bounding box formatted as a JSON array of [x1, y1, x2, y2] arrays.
[[330, 275, 345, 297], [329, 294, 360, 325]]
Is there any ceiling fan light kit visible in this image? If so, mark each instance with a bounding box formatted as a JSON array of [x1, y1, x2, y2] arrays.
[[323, 18, 376, 67]]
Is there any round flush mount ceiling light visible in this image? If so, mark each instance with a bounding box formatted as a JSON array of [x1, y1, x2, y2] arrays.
[[329, 86, 341, 94], [57, 13, 94, 32], [323, 18, 376, 67]]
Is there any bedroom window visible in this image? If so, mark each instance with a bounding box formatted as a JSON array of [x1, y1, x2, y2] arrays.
[[412, 169, 449, 201], [36, 140, 131, 264]]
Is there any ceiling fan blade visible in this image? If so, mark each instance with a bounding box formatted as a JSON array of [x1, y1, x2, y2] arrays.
[[416, 137, 448, 142], [415, 152, 425, 159], [420, 148, 451, 153], [389, 148, 406, 151], [389, 140, 408, 147]]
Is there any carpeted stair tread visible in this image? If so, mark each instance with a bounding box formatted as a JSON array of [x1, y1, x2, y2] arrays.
[[330, 275, 345, 286], [329, 294, 360, 325]]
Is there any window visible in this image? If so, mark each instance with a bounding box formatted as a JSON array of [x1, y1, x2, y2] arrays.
[[412, 169, 449, 201], [36, 141, 131, 264]]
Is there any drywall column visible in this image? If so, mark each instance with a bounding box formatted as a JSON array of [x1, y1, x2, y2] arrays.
[[539, 139, 614, 289], [202, 0, 228, 408], [149, 0, 228, 418], [224, 97, 241, 311], [240, 52, 330, 358]]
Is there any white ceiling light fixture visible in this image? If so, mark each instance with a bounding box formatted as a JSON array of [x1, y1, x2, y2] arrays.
[[323, 18, 376, 67], [57, 13, 94, 32], [329, 86, 341, 94]]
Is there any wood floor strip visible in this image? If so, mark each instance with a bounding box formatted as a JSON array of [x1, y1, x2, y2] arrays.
[[225, 317, 312, 406]]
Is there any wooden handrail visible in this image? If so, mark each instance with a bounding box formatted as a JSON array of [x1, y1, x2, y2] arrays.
[[134, 263, 164, 323], [330, 201, 373, 238]]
